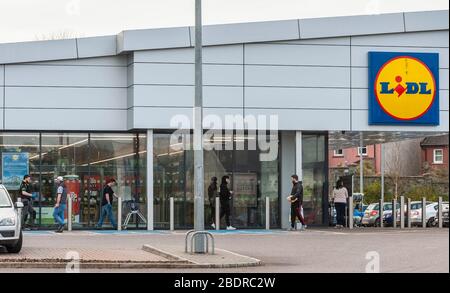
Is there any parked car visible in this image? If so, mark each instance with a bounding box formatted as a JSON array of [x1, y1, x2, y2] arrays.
[[430, 203, 449, 227], [443, 210, 449, 227], [409, 201, 433, 226], [362, 203, 394, 227], [0, 185, 23, 253]]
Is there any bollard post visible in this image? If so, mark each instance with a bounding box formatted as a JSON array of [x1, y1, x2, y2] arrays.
[[400, 196, 405, 229], [392, 198, 397, 228], [407, 198, 412, 229], [265, 196, 270, 230], [348, 196, 353, 229], [422, 197, 427, 228], [170, 197, 174, 231], [215, 197, 220, 231], [438, 196, 443, 229], [68, 193, 73, 232], [118, 195, 122, 231], [378, 199, 384, 228]]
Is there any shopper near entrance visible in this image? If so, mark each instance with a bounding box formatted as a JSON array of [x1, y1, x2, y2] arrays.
[[19, 174, 36, 229], [53, 176, 67, 233], [289, 175, 306, 231], [208, 176, 218, 229], [96, 178, 118, 230], [332, 180, 348, 228], [219, 175, 236, 230]]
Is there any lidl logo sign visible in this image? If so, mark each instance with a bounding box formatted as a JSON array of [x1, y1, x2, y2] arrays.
[[369, 52, 439, 125]]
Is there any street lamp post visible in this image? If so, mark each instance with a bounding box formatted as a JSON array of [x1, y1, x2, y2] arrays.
[[193, 0, 205, 253]]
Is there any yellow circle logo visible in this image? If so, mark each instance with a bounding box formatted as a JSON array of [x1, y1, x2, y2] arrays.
[[374, 56, 436, 120]]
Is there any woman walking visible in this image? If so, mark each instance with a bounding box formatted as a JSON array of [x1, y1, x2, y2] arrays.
[[332, 180, 349, 228]]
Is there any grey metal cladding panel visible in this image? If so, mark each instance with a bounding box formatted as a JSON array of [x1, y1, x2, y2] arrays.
[[352, 89, 448, 111], [245, 65, 350, 88], [441, 69, 449, 90], [0, 39, 77, 64], [351, 46, 449, 69], [204, 86, 243, 108], [0, 65, 3, 85], [127, 64, 134, 87], [245, 43, 350, 66], [299, 13, 404, 39], [127, 87, 134, 109], [352, 68, 449, 90], [77, 35, 117, 58], [273, 36, 350, 46], [404, 10, 449, 32], [193, 19, 299, 46], [133, 85, 193, 107], [244, 108, 351, 131], [203, 108, 244, 130], [351, 110, 449, 132], [245, 87, 350, 109], [5, 87, 127, 109], [119, 27, 190, 52], [0, 85, 3, 108], [132, 107, 193, 129], [351, 31, 449, 47], [133, 44, 243, 64], [5, 65, 127, 87], [133, 63, 243, 86], [5, 109, 127, 131], [22, 56, 128, 66]]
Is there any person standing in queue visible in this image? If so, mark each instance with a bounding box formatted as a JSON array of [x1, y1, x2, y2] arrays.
[[208, 176, 218, 229], [332, 179, 349, 228], [96, 178, 118, 230], [289, 174, 306, 231], [19, 175, 36, 230], [219, 175, 236, 230], [53, 176, 67, 233]]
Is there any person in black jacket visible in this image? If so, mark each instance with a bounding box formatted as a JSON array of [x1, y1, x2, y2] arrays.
[[219, 175, 236, 230], [208, 177, 218, 229], [289, 174, 306, 231]]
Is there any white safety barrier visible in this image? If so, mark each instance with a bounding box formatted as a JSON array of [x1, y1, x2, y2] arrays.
[[68, 193, 73, 231], [407, 198, 412, 229], [215, 197, 220, 231], [170, 197, 174, 231], [392, 199, 397, 228], [438, 197, 443, 229], [266, 196, 270, 230], [422, 197, 426, 228], [117, 195, 122, 231], [400, 196, 405, 229]]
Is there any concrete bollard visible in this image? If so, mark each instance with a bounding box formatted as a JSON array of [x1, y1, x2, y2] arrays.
[[348, 196, 353, 229], [400, 196, 405, 229], [422, 197, 427, 228], [438, 197, 443, 229], [215, 197, 220, 231], [170, 197, 174, 231]]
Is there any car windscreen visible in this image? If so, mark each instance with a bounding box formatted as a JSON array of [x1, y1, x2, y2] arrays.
[[411, 203, 422, 210], [0, 189, 12, 208]]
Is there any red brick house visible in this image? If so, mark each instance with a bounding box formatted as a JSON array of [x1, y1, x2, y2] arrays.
[[420, 135, 449, 173]]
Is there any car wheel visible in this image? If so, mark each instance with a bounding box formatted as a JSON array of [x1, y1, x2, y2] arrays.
[[427, 218, 436, 227], [6, 231, 22, 253], [374, 218, 381, 227]]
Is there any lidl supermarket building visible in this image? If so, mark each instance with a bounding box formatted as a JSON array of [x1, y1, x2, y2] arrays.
[[0, 10, 448, 230]]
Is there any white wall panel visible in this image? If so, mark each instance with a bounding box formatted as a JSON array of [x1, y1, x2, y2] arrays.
[[245, 87, 350, 109], [204, 86, 243, 108], [24, 56, 128, 66], [245, 44, 350, 66], [133, 85, 193, 107], [351, 31, 449, 48], [5, 65, 127, 87], [244, 108, 350, 130], [5, 87, 127, 109], [5, 109, 127, 130], [245, 65, 350, 88], [132, 107, 192, 129]]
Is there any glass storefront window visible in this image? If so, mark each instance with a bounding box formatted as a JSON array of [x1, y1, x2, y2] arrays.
[[302, 133, 327, 225]]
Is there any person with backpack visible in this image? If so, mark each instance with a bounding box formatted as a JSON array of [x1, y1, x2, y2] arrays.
[[208, 177, 218, 229], [53, 176, 67, 233], [96, 178, 118, 230]]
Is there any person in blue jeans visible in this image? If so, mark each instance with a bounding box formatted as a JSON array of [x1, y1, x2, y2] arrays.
[[53, 176, 67, 233], [96, 178, 118, 229]]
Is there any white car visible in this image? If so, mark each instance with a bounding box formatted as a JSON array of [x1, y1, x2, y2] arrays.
[[0, 185, 23, 253]]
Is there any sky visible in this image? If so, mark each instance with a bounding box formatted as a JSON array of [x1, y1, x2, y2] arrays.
[[0, 0, 448, 43]]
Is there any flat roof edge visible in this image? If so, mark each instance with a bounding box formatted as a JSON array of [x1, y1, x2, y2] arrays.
[[0, 9, 448, 64]]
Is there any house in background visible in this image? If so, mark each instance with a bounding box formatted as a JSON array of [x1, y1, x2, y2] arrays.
[[420, 135, 449, 173], [329, 145, 381, 174]]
